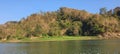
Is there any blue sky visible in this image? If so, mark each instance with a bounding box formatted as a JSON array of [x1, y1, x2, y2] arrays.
[[0, 0, 120, 24]]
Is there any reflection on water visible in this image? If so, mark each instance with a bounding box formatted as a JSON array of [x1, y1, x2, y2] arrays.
[[0, 40, 120, 54]]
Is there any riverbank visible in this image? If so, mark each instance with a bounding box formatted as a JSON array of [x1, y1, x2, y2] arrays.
[[0, 36, 100, 42]]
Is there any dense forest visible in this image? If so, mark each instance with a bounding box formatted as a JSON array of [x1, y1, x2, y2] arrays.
[[0, 7, 120, 40]]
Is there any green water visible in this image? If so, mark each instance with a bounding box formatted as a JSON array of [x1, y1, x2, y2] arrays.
[[0, 40, 120, 54]]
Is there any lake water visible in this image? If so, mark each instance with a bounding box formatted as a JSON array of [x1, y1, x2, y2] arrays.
[[0, 40, 120, 54]]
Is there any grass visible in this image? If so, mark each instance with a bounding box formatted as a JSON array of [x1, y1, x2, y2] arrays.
[[0, 36, 100, 42]]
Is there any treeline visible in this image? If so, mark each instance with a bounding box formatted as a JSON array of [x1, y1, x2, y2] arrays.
[[0, 7, 120, 40]]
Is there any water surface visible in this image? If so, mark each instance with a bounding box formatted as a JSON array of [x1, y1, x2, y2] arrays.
[[0, 40, 120, 54]]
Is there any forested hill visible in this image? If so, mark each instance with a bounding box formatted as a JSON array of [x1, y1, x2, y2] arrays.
[[0, 7, 120, 40]]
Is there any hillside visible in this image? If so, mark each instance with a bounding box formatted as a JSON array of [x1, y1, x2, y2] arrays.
[[0, 7, 120, 40]]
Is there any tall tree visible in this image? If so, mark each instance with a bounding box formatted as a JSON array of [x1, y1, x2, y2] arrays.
[[99, 7, 107, 15], [113, 7, 120, 16]]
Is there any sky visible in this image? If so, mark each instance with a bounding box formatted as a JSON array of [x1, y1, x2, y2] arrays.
[[0, 0, 120, 24]]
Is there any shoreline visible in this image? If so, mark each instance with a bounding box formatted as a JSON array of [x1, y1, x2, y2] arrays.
[[0, 36, 100, 42]]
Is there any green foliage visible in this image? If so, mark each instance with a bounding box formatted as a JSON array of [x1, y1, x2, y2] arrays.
[[65, 21, 82, 36], [32, 25, 42, 37], [48, 22, 61, 36]]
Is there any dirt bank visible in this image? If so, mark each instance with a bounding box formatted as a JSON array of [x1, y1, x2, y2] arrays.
[[98, 32, 120, 39]]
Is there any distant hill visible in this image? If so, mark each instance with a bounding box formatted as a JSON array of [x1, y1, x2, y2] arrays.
[[0, 7, 120, 40]]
